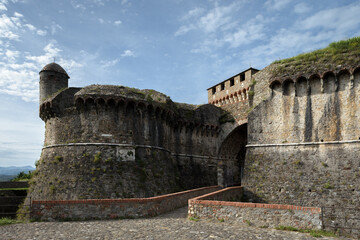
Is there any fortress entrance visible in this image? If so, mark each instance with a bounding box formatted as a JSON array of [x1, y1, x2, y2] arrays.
[[217, 123, 247, 187]]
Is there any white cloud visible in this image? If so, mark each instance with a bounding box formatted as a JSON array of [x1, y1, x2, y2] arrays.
[[294, 3, 310, 14], [198, 3, 236, 33], [100, 58, 119, 68], [223, 15, 265, 48], [0, 12, 22, 40], [13, 11, 22, 18], [0, 42, 82, 102], [36, 29, 46, 36], [300, 2, 360, 33], [121, 49, 134, 57], [99, 18, 105, 24], [25, 42, 62, 66], [189, 13, 267, 53], [180, 7, 204, 21], [24, 23, 35, 31], [4, 49, 19, 61], [175, 2, 242, 36], [174, 24, 196, 36], [265, 0, 291, 11], [50, 22, 62, 35], [0, 2, 7, 11], [121, 0, 128, 5], [114, 20, 121, 26], [71, 0, 86, 11]]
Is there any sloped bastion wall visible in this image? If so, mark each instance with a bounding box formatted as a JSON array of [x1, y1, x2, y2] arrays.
[[244, 66, 360, 233]]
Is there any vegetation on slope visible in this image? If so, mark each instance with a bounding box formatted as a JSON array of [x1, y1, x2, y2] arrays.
[[11, 171, 33, 182], [271, 36, 360, 79]]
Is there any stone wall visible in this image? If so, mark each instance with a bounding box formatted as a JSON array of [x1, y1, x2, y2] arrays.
[[245, 67, 360, 209], [31, 186, 221, 221], [30, 85, 225, 202], [243, 143, 360, 208], [207, 68, 257, 105], [188, 186, 322, 229], [248, 69, 360, 144], [251, 65, 273, 108], [220, 101, 249, 125]]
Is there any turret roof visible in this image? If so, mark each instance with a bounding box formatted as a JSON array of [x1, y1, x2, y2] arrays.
[[40, 62, 69, 78]]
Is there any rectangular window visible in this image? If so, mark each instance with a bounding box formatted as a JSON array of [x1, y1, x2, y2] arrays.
[[221, 83, 225, 91], [212, 87, 216, 94], [230, 78, 234, 86], [240, 73, 245, 82]]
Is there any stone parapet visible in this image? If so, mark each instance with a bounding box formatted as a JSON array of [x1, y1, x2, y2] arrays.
[[30, 186, 221, 221], [188, 186, 322, 230]]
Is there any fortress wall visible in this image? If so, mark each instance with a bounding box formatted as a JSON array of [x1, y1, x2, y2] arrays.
[[243, 143, 360, 209], [220, 101, 249, 125], [34, 95, 221, 200], [248, 69, 360, 144], [243, 68, 360, 228], [43, 98, 220, 156], [251, 66, 272, 109], [31, 145, 181, 200]]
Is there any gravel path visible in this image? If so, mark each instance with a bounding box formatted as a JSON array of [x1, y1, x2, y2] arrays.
[[0, 207, 349, 240]]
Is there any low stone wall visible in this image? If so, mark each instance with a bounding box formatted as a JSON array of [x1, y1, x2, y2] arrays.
[[188, 187, 322, 229], [31, 186, 221, 221]]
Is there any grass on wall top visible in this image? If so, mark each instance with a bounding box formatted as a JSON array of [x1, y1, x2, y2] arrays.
[[270, 36, 360, 79]]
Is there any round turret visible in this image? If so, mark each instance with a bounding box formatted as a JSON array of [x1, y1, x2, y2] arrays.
[[39, 62, 69, 103]]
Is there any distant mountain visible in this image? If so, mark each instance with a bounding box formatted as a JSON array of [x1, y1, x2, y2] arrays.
[[0, 166, 35, 176]]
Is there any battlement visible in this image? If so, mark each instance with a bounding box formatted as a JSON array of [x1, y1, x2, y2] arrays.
[[207, 68, 259, 106], [269, 66, 360, 93]]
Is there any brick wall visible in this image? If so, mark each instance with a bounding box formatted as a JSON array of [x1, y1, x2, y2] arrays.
[[188, 187, 322, 229], [31, 186, 221, 221]]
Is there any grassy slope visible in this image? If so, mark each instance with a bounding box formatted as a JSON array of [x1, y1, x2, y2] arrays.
[[270, 36, 360, 79]]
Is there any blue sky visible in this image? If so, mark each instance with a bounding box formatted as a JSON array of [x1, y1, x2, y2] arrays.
[[0, 0, 360, 167]]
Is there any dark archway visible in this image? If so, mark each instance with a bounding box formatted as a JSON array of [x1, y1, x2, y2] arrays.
[[217, 123, 247, 187]]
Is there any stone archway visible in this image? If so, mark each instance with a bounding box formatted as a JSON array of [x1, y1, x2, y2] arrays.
[[217, 123, 247, 187]]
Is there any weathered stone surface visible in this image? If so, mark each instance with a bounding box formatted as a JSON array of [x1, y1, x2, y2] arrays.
[[189, 187, 322, 230]]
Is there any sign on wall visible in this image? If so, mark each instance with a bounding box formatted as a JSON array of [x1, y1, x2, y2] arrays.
[[116, 146, 135, 161]]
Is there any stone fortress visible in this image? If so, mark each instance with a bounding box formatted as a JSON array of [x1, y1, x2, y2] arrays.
[[26, 38, 359, 231]]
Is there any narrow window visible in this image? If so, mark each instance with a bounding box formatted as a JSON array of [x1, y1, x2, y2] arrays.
[[212, 87, 216, 94], [221, 83, 225, 91], [230, 78, 234, 86], [240, 73, 245, 82]]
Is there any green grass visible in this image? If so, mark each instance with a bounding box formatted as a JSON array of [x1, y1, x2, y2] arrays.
[[188, 216, 200, 222], [0, 218, 18, 226], [275, 225, 337, 238], [324, 182, 334, 189], [271, 36, 360, 77]]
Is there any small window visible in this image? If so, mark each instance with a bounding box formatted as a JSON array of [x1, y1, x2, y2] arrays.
[[230, 78, 234, 86], [221, 83, 225, 91], [212, 87, 216, 94], [240, 73, 245, 82]]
